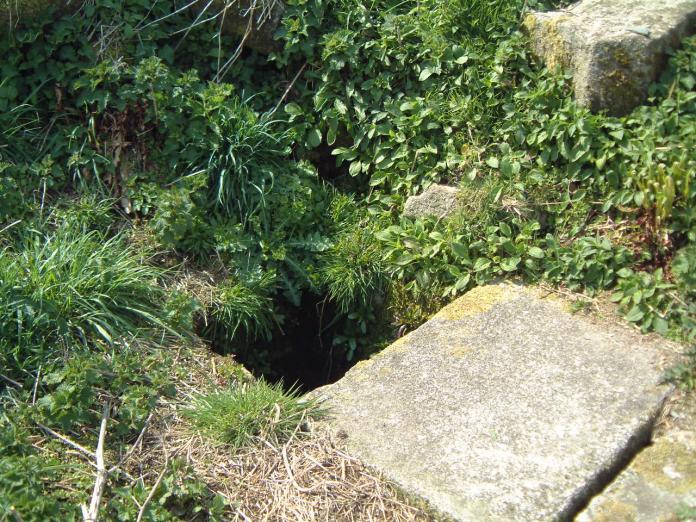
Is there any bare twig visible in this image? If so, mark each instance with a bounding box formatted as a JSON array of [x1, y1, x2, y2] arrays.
[[37, 423, 95, 461], [109, 411, 154, 473], [0, 373, 22, 388], [270, 63, 308, 116], [0, 219, 22, 236], [136, 453, 169, 522], [32, 365, 41, 405], [82, 401, 111, 522]]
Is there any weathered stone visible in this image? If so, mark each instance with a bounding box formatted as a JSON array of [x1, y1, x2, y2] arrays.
[[524, 0, 696, 115], [403, 184, 460, 219], [313, 283, 679, 521], [578, 391, 696, 522]]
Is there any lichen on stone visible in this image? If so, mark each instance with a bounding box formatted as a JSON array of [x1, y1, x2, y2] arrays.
[[631, 438, 696, 494], [432, 285, 510, 321], [590, 499, 638, 522]]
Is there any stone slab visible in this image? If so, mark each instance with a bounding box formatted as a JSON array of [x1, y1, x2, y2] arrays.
[[314, 283, 677, 521], [578, 391, 696, 522], [524, 0, 696, 115], [403, 184, 461, 219]]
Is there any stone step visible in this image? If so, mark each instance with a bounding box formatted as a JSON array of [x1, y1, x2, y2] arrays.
[[577, 391, 696, 522], [313, 283, 680, 521]]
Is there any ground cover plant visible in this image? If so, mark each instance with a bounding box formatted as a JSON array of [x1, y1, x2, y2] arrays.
[[0, 0, 695, 519]]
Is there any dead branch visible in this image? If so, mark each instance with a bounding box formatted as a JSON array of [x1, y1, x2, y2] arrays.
[[37, 422, 95, 461], [82, 401, 111, 522], [136, 452, 170, 522], [0, 373, 22, 388]]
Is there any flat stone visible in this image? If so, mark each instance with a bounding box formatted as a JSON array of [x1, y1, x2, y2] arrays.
[[403, 184, 460, 219], [523, 0, 696, 115], [578, 391, 696, 522], [314, 283, 678, 521]]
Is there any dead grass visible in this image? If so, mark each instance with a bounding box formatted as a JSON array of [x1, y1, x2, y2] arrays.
[[124, 346, 429, 522]]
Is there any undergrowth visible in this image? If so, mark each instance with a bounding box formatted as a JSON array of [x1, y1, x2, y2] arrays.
[[0, 0, 695, 518]]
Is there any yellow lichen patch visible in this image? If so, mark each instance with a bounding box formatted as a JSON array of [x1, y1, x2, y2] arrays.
[[369, 335, 412, 363], [346, 359, 375, 382], [631, 438, 696, 494], [527, 15, 572, 72], [432, 285, 510, 321], [590, 499, 638, 522], [448, 345, 473, 358], [521, 13, 537, 33], [377, 366, 393, 378]]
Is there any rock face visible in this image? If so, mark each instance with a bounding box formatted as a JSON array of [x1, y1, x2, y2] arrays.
[[313, 283, 678, 521], [524, 0, 696, 115], [403, 184, 460, 219], [578, 391, 696, 522]]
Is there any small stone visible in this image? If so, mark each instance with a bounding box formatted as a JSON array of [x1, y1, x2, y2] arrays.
[[523, 0, 696, 115], [403, 184, 461, 219]]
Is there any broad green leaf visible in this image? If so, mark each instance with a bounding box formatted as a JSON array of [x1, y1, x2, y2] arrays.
[[528, 247, 544, 259], [306, 128, 322, 148], [285, 102, 303, 116], [625, 306, 644, 323]]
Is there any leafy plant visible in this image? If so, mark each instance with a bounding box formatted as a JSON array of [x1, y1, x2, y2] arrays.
[[664, 347, 696, 390]]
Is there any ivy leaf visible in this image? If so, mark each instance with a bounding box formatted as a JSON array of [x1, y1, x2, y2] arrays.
[[419, 67, 434, 81], [349, 161, 362, 176], [285, 102, 303, 116], [625, 306, 644, 323], [473, 258, 491, 272], [306, 128, 322, 148], [455, 273, 471, 290], [528, 247, 544, 259], [500, 257, 520, 272], [451, 241, 469, 260], [334, 99, 348, 115]]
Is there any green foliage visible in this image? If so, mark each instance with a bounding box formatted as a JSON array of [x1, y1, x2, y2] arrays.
[[208, 272, 277, 345], [0, 222, 174, 373], [104, 458, 230, 522], [185, 380, 320, 448], [664, 347, 696, 390], [0, 454, 66, 520], [320, 223, 387, 313], [1, 3, 696, 517]]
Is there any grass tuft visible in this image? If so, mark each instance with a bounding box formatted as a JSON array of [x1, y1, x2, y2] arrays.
[[0, 222, 176, 372], [184, 380, 321, 448]]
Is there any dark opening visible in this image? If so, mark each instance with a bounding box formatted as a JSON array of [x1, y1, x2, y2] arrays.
[[208, 293, 359, 392]]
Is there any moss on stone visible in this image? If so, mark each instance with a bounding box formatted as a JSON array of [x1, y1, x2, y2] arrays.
[[590, 499, 638, 522], [448, 345, 473, 357], [631, 438, 696, 494]]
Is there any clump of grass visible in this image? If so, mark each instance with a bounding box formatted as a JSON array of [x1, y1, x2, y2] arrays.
[[319, 224, 387, 313], [184, 380, 321, 448], [0, 223, 175, 372], [206, 272, 277, 345]]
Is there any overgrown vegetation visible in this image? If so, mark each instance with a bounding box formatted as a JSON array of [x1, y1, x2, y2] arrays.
[[1, 0, 695, 518]]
